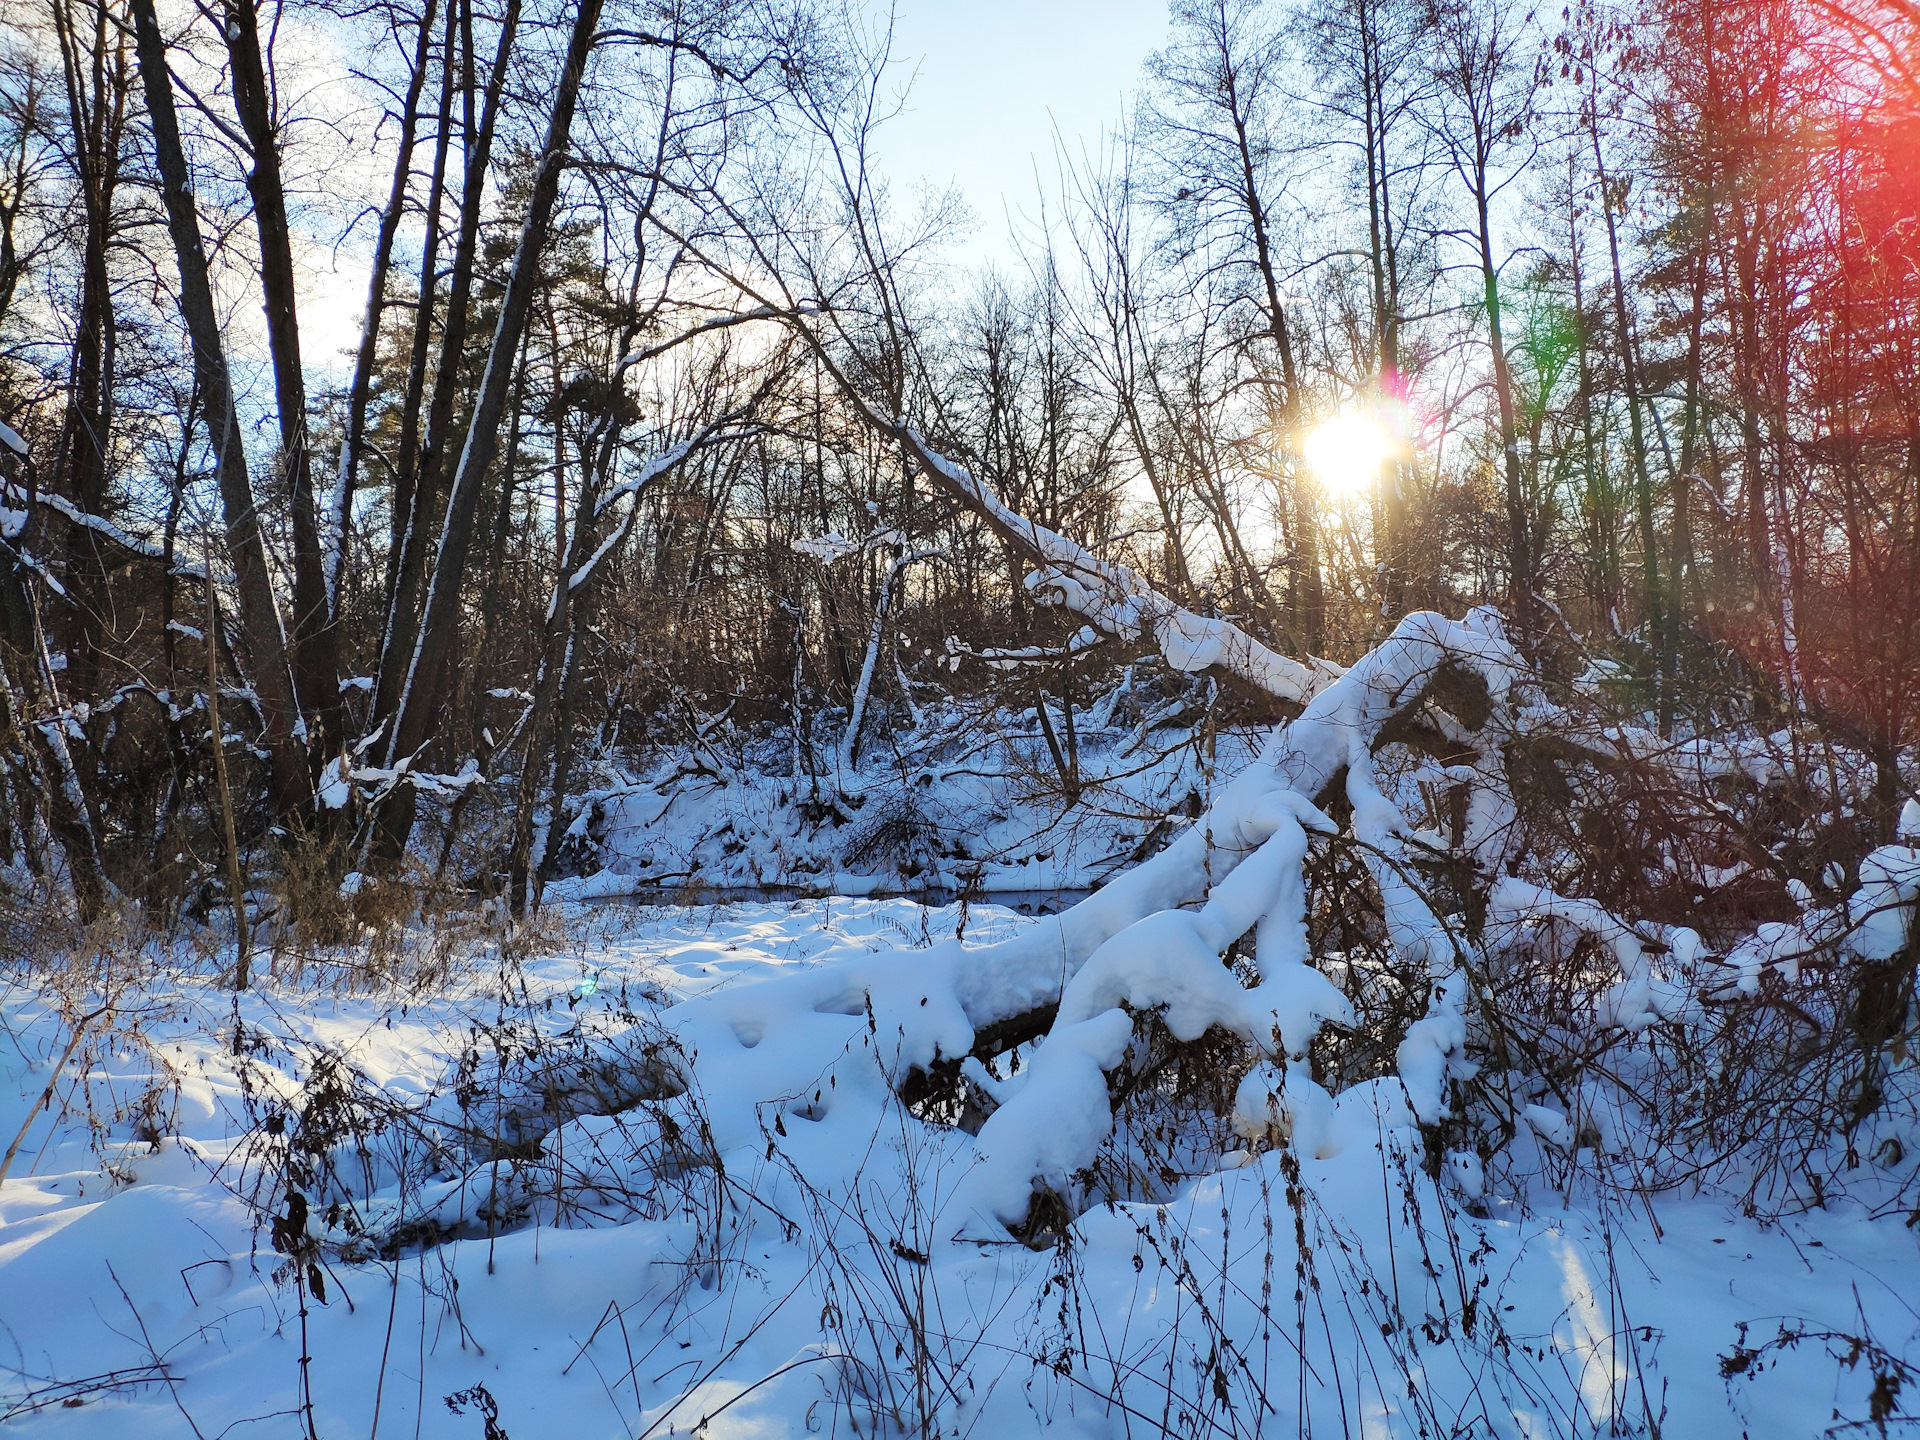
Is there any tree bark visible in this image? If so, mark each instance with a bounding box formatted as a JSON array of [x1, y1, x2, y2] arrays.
[[223, 0, 338, 762], [378, 0, 606, 850], [204, 569, 251, 987], [131, 0, 310, 815], [46, 0, 128, 723]]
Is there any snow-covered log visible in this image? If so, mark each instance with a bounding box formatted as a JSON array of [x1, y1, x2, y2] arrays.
[[943, 610, 1518, 1230], [456, 611, 1520, 1242]]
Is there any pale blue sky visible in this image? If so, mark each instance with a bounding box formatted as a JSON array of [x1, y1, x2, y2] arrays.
[[867, 0, 1172, 271], [293, 2, 1174, 376]]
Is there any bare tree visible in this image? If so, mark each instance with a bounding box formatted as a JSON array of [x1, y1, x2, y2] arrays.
[[131, 0, 311, 816], [330, 0, 441, 625], [1308, 0, 1437, 613], [1147, 0, 1327, 653], [221, 0, 339, 759], [1424, 0, 1542, 640], [375, 0, 607, 849]]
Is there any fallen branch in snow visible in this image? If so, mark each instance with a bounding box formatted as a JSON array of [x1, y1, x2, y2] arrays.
[[481, 610, 1521, 1241], [967, 628, 1108, 669], [0, 1002, 113, 1187], [866, 414, 1342, 708], [625, 229, 1336, 710], [0, 1362, 182, 1424]]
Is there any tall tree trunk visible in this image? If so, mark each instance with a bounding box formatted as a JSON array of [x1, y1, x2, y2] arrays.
[[46, 0, 127, 720], [1473, 172, 1532, 643], [372, 0, 457, 729], [380, 0, 522, 733], [1672, 241, 1710, 621], [1568, 166, 1612, 627], [204, 568, 251, 987], [1589, 125, 1669, 728], [131, 0, 310, 816], [1231, 91, 1323, 654], [511, 272, 674, 910], [529, 604, 590, 900], [330, 0, 440, 623], [1730, 206, 1777, 630], [1360, 16, 1410, 619], [223, 0, 338, 763], [466, 325, 533, 761], [377, 0, 606, 852]]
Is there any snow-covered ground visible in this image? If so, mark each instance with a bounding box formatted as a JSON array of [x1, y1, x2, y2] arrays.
[[3, 897, 1917, 1438], [538, 679, 1256, 902]]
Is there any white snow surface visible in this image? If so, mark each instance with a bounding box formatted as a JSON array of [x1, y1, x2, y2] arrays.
[[3, 898, 1918, 1437]]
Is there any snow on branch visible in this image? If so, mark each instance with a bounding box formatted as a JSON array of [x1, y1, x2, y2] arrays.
[[792, 522, 906, 568], [11, 486, 213, 580], [519, 610, 1523, 1242], [792, 530, 862, 564], [1854, 815, 1920, 962], [945, 611, 1522, 1230], [846, 410, 1340, 706], [12, 547, 66, 595], [956, 625, 1107, 670], [1488, 879, 1699, 1029], [568, 441, 696, 594], [36, 493, 166, 562]]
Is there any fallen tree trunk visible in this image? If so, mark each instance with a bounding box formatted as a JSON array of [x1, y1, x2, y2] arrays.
[[460, 611, 1516, 1175], [870, 416, 1341, 710]]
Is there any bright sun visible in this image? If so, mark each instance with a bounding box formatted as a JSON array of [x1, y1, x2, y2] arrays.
[[1303, 406, 1394, 495]]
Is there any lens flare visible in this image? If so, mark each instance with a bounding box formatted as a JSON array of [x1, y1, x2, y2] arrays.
[[1303, 406, 1394, 495]]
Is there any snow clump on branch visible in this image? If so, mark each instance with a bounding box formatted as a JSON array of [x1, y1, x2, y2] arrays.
[[628, 609, 1525, 1240]]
